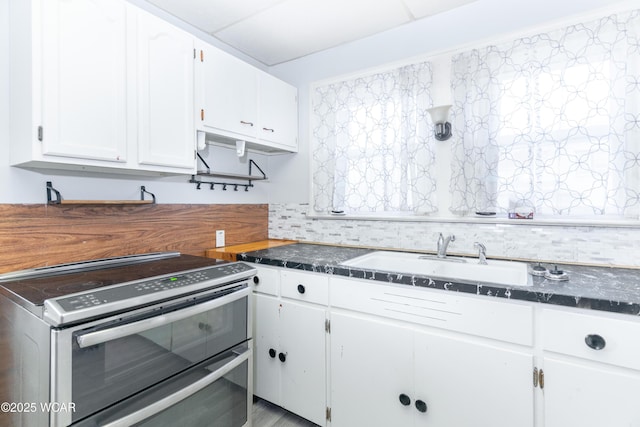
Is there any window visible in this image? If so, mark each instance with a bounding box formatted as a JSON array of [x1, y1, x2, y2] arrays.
[[311, 62, 437, 215], [450, 9, 640, 219]]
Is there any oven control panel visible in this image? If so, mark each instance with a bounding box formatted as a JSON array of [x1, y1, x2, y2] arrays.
[[45, 262, 255, 323]]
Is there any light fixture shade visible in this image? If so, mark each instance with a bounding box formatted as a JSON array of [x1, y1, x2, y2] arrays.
[[427, 104, 453, 141], [426, 105, 452, 124]]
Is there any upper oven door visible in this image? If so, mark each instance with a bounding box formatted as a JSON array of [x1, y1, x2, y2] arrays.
[[50, 283, 250, 426]]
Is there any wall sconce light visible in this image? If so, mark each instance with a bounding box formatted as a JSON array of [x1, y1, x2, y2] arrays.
[[427, 105, 452, 141]]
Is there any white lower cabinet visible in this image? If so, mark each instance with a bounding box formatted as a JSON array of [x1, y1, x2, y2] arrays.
[[330, 312, 414, 426], [250, 265, 640, 427], [330, 311, 534, 427], [543, 357, 640, 427], [540, 307, 640, 427], [252, 267, 328, 426]]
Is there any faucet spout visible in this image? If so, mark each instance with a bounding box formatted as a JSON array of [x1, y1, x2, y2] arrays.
[[474, 242, 488, 265], [437, 233, 455, 258]]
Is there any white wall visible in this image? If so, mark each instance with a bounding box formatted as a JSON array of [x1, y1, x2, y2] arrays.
[[0, 0, 271, 205], [267, 0, 639, 204], [265, 0, 640, 266]]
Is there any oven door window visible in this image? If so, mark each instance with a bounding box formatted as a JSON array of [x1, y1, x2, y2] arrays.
[[74, 343, 250, 427], [69, 291, 248, 422]]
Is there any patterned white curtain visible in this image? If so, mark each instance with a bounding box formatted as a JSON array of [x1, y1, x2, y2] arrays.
[[311, 62, 437, 214], [450, 9, 640, 218]]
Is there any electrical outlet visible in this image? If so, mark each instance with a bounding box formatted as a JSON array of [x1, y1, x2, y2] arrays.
[[215, 230, 225, 247]]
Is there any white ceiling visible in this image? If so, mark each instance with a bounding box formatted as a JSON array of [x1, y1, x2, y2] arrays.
[[145, 0, 478, 66]]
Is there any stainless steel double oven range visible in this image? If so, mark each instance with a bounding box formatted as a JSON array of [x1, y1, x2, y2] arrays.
[[0, 252, 255, 427]]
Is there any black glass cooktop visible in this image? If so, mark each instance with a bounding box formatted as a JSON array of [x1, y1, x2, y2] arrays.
[[0, 253, 225, 306]]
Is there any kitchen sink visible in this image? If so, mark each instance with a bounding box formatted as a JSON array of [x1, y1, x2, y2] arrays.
[[340, 251, 532, 287]]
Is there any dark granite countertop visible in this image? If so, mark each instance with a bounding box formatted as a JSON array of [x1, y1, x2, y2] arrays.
[[240, 243, 640, 316]]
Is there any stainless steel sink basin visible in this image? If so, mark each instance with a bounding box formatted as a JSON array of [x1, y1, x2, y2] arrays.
[[340, 251, 531, 287]]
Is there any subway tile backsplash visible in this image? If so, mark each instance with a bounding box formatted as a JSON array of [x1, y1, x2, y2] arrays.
[[269, 203, 640, 268]]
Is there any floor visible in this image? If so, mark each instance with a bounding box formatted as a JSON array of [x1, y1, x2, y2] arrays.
[[252, 398, 319, 427]]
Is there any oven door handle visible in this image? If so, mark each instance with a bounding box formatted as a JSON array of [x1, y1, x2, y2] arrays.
[[76, 286, 249, 348], [101, 346, 250, 427]]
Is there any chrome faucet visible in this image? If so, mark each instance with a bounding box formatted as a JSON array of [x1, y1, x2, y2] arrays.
[[437, 233, 455, 258], [474, 242, 487, 265]]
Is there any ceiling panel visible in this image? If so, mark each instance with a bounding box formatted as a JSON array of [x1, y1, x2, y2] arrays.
[[143, 0, 481, 65], [402, 0, 478, 19], [146, 0, 284, 33], [215, 0, 412, 65]]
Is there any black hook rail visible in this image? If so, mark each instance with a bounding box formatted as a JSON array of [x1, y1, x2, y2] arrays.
[[189, 155, 267, 192]]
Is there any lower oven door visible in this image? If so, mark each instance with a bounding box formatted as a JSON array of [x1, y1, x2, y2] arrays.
[[74, 342, 251, 427], [50, 283, 250, 426]]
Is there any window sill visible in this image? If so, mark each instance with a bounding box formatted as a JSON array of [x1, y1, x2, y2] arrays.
[[305, 212, 640, 228]]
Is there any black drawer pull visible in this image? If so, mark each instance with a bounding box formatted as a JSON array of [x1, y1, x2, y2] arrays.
[[399, 394, 411, 406], [253, 276, 260, 284], [415, 400, 428, 413], [297, 284, 306, 294], [585, 334, 606, 350], [268, 348, 276, 358], [278, 352, 287, 363]]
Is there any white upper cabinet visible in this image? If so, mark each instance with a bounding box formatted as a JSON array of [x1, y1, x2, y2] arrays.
[[196, 44, 298, 154], [40, 0, 128, 163], [258, 73, 298, 152], [134, 8, 196, 172], [9, 0, 197, 174], [198, 46, 259, 141]]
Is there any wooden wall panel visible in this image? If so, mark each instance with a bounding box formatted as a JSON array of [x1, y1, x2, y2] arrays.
[[0, 204, 268, 274]]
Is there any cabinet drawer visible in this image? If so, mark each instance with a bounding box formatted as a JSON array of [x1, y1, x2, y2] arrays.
[[252, 265, 279, 296], [280, 270, 329, 305], [330, 277, 532, 346], [542, 308, 640, 371]]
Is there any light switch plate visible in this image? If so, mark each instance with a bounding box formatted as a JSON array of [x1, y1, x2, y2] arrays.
[[216, 230, 225, 247]]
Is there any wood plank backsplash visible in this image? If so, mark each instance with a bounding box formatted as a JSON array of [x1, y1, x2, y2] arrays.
[[0, 204, 268, 274]]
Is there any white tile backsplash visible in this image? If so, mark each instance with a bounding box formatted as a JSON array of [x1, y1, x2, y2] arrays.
[[269, 203, 640, 268]]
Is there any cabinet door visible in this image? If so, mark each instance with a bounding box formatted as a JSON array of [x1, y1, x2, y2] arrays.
[[135, 9, 195, 171], [253, 294, 281, 405], [199, 46, 258, 139], [413, 330, 534, 427], [41, 0, 128, 162], [330, 312, 414, 427], [544, 357, 640, 427], [258, 73, 298, 151], [279, 300, 327, 426]]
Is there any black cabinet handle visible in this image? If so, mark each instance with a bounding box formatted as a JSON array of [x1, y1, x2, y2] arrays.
[[585, 334, 606, 350], [268, 348, 276, 358], [399, 394, 411, 406], [278, 352, 287, 363], [253, 276, 260, 284], [297, 284, 306, 294], [415, 400, 428, 413], [198, 322, 211, 332]]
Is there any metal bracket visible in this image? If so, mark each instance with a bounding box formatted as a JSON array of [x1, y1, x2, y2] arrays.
[[46, 181, 62, 204], [140, 186, 156, 203]]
